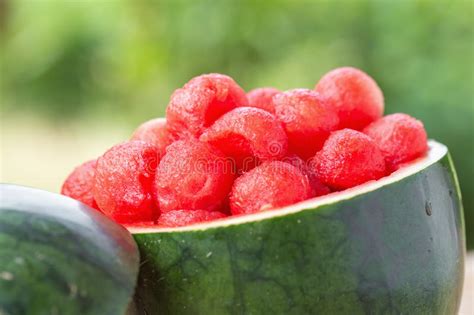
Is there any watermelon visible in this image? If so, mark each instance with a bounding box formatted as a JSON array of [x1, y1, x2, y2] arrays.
[[0, 185, 139, 315], [129, 141, 465, 314]]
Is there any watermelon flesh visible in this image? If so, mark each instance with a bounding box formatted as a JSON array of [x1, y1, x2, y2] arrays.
[[157, 210, 228, 227], [61, 159, 99, 211], [273, 88, 339, 159], [312, 129, 387, 190], [93, 141, 159, 224], [229, 161, 312, 215], [62, 68, 429, 228], [130, 118, 171, 158], [363, 113, 428, 171], [315, 66, 384, 130], [155, 139, 234, 213], [246, 87, 280, 114], [200, 107, 289, 171], [166, 73, 248, 139]]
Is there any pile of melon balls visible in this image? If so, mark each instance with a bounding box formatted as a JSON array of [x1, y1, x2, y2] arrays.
[[62, 67, 427, 227]]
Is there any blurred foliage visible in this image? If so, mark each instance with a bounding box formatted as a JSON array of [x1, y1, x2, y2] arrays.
[[1, 0, 473, 246]]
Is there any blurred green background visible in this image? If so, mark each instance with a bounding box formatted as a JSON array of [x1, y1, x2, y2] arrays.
[[0, 0, 473, 246]]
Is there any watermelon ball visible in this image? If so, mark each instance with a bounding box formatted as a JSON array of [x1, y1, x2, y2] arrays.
[[94, 141, 159, 224], [131, 118, 171, 158], [315, 67, 384, 130], [155, 139, 234, 212], [61, 159, 100, 211], [200, 107, 288, 171], [157, 210, 227, 228], [273, 89, 339, 159], [283, 154, 330, 197], [312, 129, 387, 190], [247, 87, 280, 114], [166, 73, 248, 139], [363, 113, 428, 171], [229, 161, 312, 215]]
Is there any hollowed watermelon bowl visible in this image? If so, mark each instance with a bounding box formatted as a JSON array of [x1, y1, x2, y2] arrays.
[[128, 140, 465, 315]]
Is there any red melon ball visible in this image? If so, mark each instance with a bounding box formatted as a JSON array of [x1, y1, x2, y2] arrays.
[[166, 73, 248, 139], [155, 139, 234, 213], [247, 87, 280, 114], [273, 89, 339, 159], [157, 210, 227, 228], [363, 113, 428, 171], [312, 129, 387, 190], [200, 107, 288, 171], [315, 67, 384, 130], [131, 118, 172, 158], [283, 154, 330, 197], [61, 159, 99, 211], [93, 141, 159, 224], [229, 161, 312, 215]]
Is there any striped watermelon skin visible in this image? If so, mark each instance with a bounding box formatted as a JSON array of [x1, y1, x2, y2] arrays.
[[0, 185, 139, 315]]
